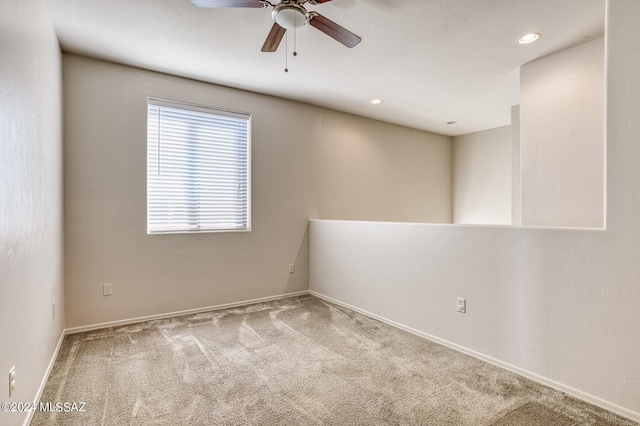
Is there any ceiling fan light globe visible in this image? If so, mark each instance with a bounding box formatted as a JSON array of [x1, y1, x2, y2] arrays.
[[272, 5, 309, 30]]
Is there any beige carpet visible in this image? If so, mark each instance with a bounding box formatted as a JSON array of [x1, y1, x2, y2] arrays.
[[31, 295, 636, 425]]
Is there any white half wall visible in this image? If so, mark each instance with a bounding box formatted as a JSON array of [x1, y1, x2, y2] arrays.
[[310, 0, 640, 419], [453, 126, 512, 225], [520, 37, 605, 228], [0, 1, 64, 426], [62, 55, 452, 328]]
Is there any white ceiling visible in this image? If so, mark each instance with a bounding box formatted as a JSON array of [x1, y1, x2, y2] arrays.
[[48, 0, 605, 136]]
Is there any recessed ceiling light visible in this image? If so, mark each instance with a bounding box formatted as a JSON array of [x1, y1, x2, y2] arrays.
[[369, 99, 383, 105], [518, 33, 541, 44]]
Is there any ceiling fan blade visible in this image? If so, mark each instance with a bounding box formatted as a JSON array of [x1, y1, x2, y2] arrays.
[[191, 0, 266, 8], [261, 23, 286, 52], [308, 13, 362, 48]]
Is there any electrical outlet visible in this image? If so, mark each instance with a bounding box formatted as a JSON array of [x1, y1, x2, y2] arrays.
[[289, 264, 295, 274], [103, 283, 113, 296], [9, 367, 15, 398], [457, 297, 466, 313]]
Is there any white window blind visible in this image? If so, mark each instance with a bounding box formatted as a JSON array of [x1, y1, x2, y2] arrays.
[[147, 98, 251, 234]]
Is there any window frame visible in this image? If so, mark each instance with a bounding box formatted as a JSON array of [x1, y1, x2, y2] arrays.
[[146, 97, 252, 235]]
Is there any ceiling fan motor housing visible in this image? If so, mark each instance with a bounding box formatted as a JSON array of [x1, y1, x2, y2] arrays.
[[272, 3, 309, 29]]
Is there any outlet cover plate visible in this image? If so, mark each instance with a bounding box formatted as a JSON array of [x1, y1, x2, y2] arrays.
[[9, 367, 15, 398], [103, 283, 113, 296]]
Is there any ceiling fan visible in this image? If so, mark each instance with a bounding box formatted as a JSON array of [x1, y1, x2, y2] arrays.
[[191, 0, 362, 52]]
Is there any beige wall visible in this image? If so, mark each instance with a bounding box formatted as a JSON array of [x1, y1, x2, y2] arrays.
[[0, 2, 64, 425], [511, 106, 521, 225], [520, 37, 605, 228], [453, 126, 512, 225], [313, 111, 452, 223], [63, 54, 452, 328]]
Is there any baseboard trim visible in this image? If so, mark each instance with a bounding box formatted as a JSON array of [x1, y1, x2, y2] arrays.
[[23, 329, 66, 426], [309, 290, 640, 424], [65, 291, 310, 335]]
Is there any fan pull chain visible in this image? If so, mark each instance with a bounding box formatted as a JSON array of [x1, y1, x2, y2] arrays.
[[284, 14, 300, 72], [284, 31, 288, 73], [293, 25, 298, 57]]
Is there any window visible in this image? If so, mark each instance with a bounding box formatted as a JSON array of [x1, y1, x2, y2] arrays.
[[147, 98, 251, 234]]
